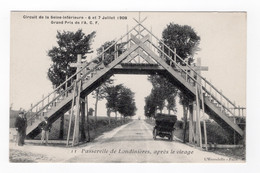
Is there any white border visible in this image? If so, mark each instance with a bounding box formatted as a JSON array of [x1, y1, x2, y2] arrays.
[[1, 0, 260, 172]]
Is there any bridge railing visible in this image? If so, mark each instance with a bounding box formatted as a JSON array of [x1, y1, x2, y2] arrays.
[[25, 23, 140, 126], [136, 23, 246, 118], [25, 21, 245, 129]]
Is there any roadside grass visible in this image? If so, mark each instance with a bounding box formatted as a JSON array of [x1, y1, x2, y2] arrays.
[[10, 111, 132, 144], [144, 118, 245, 160], [10, 114, 132, 163], [32, 116, 132, 143], [9, 149, 52, 163]]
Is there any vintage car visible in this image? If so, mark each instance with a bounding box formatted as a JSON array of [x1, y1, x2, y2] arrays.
[[153, 113, 177, 141]]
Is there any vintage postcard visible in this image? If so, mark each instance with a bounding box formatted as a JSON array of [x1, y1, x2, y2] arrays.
[[9, 11, 246, 163]]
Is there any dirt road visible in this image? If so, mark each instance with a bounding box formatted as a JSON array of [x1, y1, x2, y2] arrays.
[[9, 120, 243, 163]]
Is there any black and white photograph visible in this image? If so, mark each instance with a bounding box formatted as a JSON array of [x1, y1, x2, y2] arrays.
[[8, 11, 247, 163]]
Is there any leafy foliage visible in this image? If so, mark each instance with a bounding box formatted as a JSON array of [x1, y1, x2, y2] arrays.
[[144, 75, 178, 117], [145, 23, 200, 118], [91, 40, 126, 122], [95, 40, 127, 65], [144, 94, 157, 118], [105, 84, 136, 118], [161, 23, 200, 65], [117, 87, 137, 117], [47, 29, 96, 87], [88, 108, 94, 116], [105, 84, 123, 113], [92, 79, 114, 101]]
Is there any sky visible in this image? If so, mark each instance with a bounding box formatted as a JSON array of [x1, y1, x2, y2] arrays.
[[10, 12, 246, 119]]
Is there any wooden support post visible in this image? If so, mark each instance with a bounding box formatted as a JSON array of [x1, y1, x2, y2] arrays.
[[59, 113, 64, 140], [114, 44, 118, 59], [71, 54, 82, 146], [162, 45, 164, 60], [220, 89, 223, 105], [197, 58, 202, 84], [53, 85, 56, 106], [233, 117, 236, 144], [183, 106, 188, 143], [196, 57, 208, 149], [189, 103, 195, 143], [210, 85, 213, 100], [102, 46, 104, 62], [66, 82, 76, 147], [233, 101, 236, 115], [190, 67, 195, 86], [174, 48, 176, 62], [72, 79, 82, 146], [200, 85, 208, 151], [195, 85, 202, 147], [41, 94, 44, 117], [80, 96, 86, 142], [65, 75, 68, 97], [85, 96, 90, 142]]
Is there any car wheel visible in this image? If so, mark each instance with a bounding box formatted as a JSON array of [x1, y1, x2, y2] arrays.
[[153, 129, 157, 140], [170, 131, 174, 141]]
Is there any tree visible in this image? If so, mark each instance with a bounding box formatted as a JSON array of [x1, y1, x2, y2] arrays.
[[105, 84, 123, 122], [166, 94, 177, 115], [92, 78, 113, 124], [147, 75, 178, 115], [117, 86, 137, 121], [150, 88, 165, 113], [91, 40, 126, 125], [178, 91, 193, 143], [105, 85, 136, 123], [161, 23, 201, 142], [47, 29, 96, 87], [144, 94, 157, 118], [47, 29, 96, 139], [95, 40, 127, 65], [161, 23, 200, 65]]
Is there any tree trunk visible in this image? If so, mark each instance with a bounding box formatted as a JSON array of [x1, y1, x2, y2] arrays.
[[183, 105, 188, 143], [59, 114, 64, 140], [85, 96, 90, 142], [168, 108, 171, 115], [80, 98, 86, 142], [107, 108, 111, 126], [160, 109, 162, 114], [115, 111, 117, 121], [94, 89, 99, 130], [94, 90, 99, 124]]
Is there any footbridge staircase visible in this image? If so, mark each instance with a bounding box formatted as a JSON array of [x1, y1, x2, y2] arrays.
[[24, 19, 246, 146]]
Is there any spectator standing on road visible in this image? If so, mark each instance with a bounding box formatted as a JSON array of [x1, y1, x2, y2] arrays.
[[39, 117, 52, 145], [14, 111, 26, 146], [22, 113, 27, 145]]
